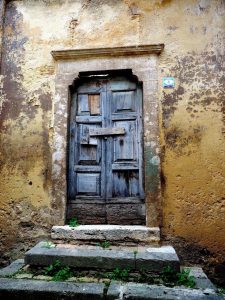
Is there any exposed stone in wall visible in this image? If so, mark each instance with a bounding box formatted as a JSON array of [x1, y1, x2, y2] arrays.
[[0, 0, 224, 283], [0, 0, 6, 71]]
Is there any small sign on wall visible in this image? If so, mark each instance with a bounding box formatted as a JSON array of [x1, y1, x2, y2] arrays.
[[163, 77, 175, 88]]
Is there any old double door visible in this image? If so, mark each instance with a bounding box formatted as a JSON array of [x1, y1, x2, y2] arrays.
[[68, 75, 145, 224]]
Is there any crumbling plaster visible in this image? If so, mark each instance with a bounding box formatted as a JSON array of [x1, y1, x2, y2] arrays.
[[0, 0, 224, 282]]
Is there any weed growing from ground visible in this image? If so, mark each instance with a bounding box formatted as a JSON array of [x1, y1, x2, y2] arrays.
[[24, 262, 196, 288], [133, 250, 138, 259], [162, 266, 196, 288], [42, 241, 55, 249], [176, 269, 195, 288], [109, 267, 130, 281], [68, 217, 79, 227], [218, 287, 225, 295], [162, 266, 177, 283], [44, 260, 62, 276], [44, 260, 72, 281], [97, 241, 111, 249], [52, 267, 72, 281]]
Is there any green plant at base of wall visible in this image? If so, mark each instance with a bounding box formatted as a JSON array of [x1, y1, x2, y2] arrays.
[[68, 217, 80, 227], [162, 266, 196, 288], [176, 269, 195, 288]]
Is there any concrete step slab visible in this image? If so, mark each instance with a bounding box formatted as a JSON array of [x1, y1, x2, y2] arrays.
[[25, 242, 180, 272], [51, 225, 160, 245]]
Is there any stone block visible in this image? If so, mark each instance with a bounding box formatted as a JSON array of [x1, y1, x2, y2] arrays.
[[51, 225, 160, 245], [0, 259, 25, 277], [106, 204, 145, 225], [186, 267, 216, 291], [67, 203, 106, 224], [122, 282, 224, 300], [107, 282, 121, 300], [136, 246, 180, 273], [0, 278, 104, 300]]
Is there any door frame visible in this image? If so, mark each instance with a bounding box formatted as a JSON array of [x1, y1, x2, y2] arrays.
[[51, 44, 164, 227]]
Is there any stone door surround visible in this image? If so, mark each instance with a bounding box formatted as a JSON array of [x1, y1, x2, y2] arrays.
[[51, 44, 164, 227]]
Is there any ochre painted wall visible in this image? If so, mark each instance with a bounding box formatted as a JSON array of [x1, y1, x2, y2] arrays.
[[0, 0, 224, 281]]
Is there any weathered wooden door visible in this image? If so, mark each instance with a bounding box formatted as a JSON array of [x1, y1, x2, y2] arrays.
[[68, 74, 145, 224]]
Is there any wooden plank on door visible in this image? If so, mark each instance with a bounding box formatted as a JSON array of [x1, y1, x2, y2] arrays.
[[89, 127, 125, 136], [89, 94, 100, 115]]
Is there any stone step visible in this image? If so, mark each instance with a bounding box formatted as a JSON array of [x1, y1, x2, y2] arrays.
[[0, 260, 221, 300], [0, 278, 222, 300], [51, 225, 160, 245], [25, 242, 180, 273], [0, 278, 104, 300]]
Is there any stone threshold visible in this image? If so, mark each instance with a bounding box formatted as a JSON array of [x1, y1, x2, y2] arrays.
[[51, 225, 160, 245]]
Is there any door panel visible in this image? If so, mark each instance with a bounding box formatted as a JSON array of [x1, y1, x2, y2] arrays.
[[78, 124, 100, 164], [88, 94, 101, 115], [113, 120, 137, 161], [77, 173, 101, 196], [112, 171, 139, 197], [112, 91, 135, 113], [77, 94, 89, 115], [68, 75, 145, 224], [78, 93, 101, 115]]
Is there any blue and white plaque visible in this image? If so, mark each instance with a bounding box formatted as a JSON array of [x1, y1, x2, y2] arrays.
[[163, 77, 175, 88]]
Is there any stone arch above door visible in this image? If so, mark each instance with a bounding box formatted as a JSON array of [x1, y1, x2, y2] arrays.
[[51, 44, 164, 227]]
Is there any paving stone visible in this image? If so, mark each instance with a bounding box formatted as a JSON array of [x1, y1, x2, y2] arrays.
[[0, 259, 25, 277], [51, 225, 160, 244], [136, 246, 180, 272], [121, 282, 224, 300], [0, 278, 104, 300]]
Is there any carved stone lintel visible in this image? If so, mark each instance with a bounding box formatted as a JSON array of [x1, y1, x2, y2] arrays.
[[51, 44, 164, 60]]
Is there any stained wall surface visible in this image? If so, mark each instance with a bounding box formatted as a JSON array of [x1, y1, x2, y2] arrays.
[[0, 0, 224, 281]]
